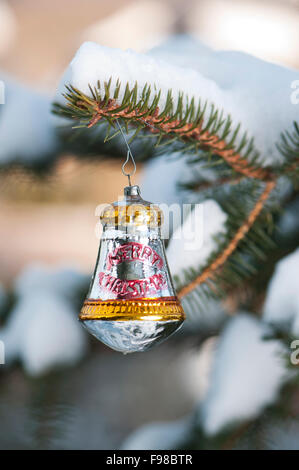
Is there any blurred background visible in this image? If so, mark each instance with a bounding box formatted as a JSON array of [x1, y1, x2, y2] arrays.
[[0, 0, 298, 450]]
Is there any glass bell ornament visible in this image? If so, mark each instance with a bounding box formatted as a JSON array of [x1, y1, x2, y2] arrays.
[[79, 185, 185, 353]]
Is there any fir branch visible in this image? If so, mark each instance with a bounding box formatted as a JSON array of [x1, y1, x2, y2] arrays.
[[277, 121, 299, 160], [177, 180, 276, 299], [53, 81, 272, 181], [276, 121, 299, 183]]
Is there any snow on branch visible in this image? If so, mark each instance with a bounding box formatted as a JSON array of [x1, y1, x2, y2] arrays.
[[55, 41, 299, 170]]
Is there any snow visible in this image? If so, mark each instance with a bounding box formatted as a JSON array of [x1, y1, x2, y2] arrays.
[[151, 35, 299, 166], [178, 337, 217, 403], [58, 37, 299, 165], [200, 314, 290, 435], [15, 264, 88, 303], [166, 199, 227, 277], [140, 151, 220, 240], [140, 153, 194, 239], [62, 41, 223, 112], [0, 74, 57, 165], [263, 248, 299, 337], [140, 153, 192, 207], [121, 416, 191, 450], [0, 265, 88, 376]]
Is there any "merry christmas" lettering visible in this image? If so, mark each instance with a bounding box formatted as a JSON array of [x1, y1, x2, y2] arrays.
[[106, 242, 163, 270], [99, 272, 167, 298]]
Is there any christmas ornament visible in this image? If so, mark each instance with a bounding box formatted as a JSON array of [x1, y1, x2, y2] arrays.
[[79, 121, 185, 353]]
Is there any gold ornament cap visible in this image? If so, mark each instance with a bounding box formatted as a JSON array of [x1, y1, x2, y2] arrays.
[[100, 185, 163, 228]]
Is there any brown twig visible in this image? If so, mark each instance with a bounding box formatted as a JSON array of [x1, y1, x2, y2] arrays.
[[177, 180, 276, 299], [77, 98, 272, 181]]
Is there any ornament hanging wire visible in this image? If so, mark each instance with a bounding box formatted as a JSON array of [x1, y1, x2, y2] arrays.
[[116, 119, 136, 186]]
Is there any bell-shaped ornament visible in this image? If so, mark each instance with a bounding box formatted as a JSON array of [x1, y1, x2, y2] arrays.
[[79, 185, 185, 353]]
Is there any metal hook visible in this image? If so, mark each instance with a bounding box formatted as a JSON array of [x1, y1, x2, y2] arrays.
[[116, 119, 136, 186]]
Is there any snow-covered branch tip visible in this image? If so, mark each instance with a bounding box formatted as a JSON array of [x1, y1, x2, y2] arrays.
[[53, 81, 273, 181]]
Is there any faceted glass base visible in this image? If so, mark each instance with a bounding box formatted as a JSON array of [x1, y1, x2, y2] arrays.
[[81, 319, 184, 353]]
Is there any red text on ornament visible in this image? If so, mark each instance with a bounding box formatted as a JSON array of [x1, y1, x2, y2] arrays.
[[106, 242, 163, 271], [98, 272, 167, 299]]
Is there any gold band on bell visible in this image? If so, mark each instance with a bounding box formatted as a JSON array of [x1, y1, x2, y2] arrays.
[[79, 296, 185, 322]]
